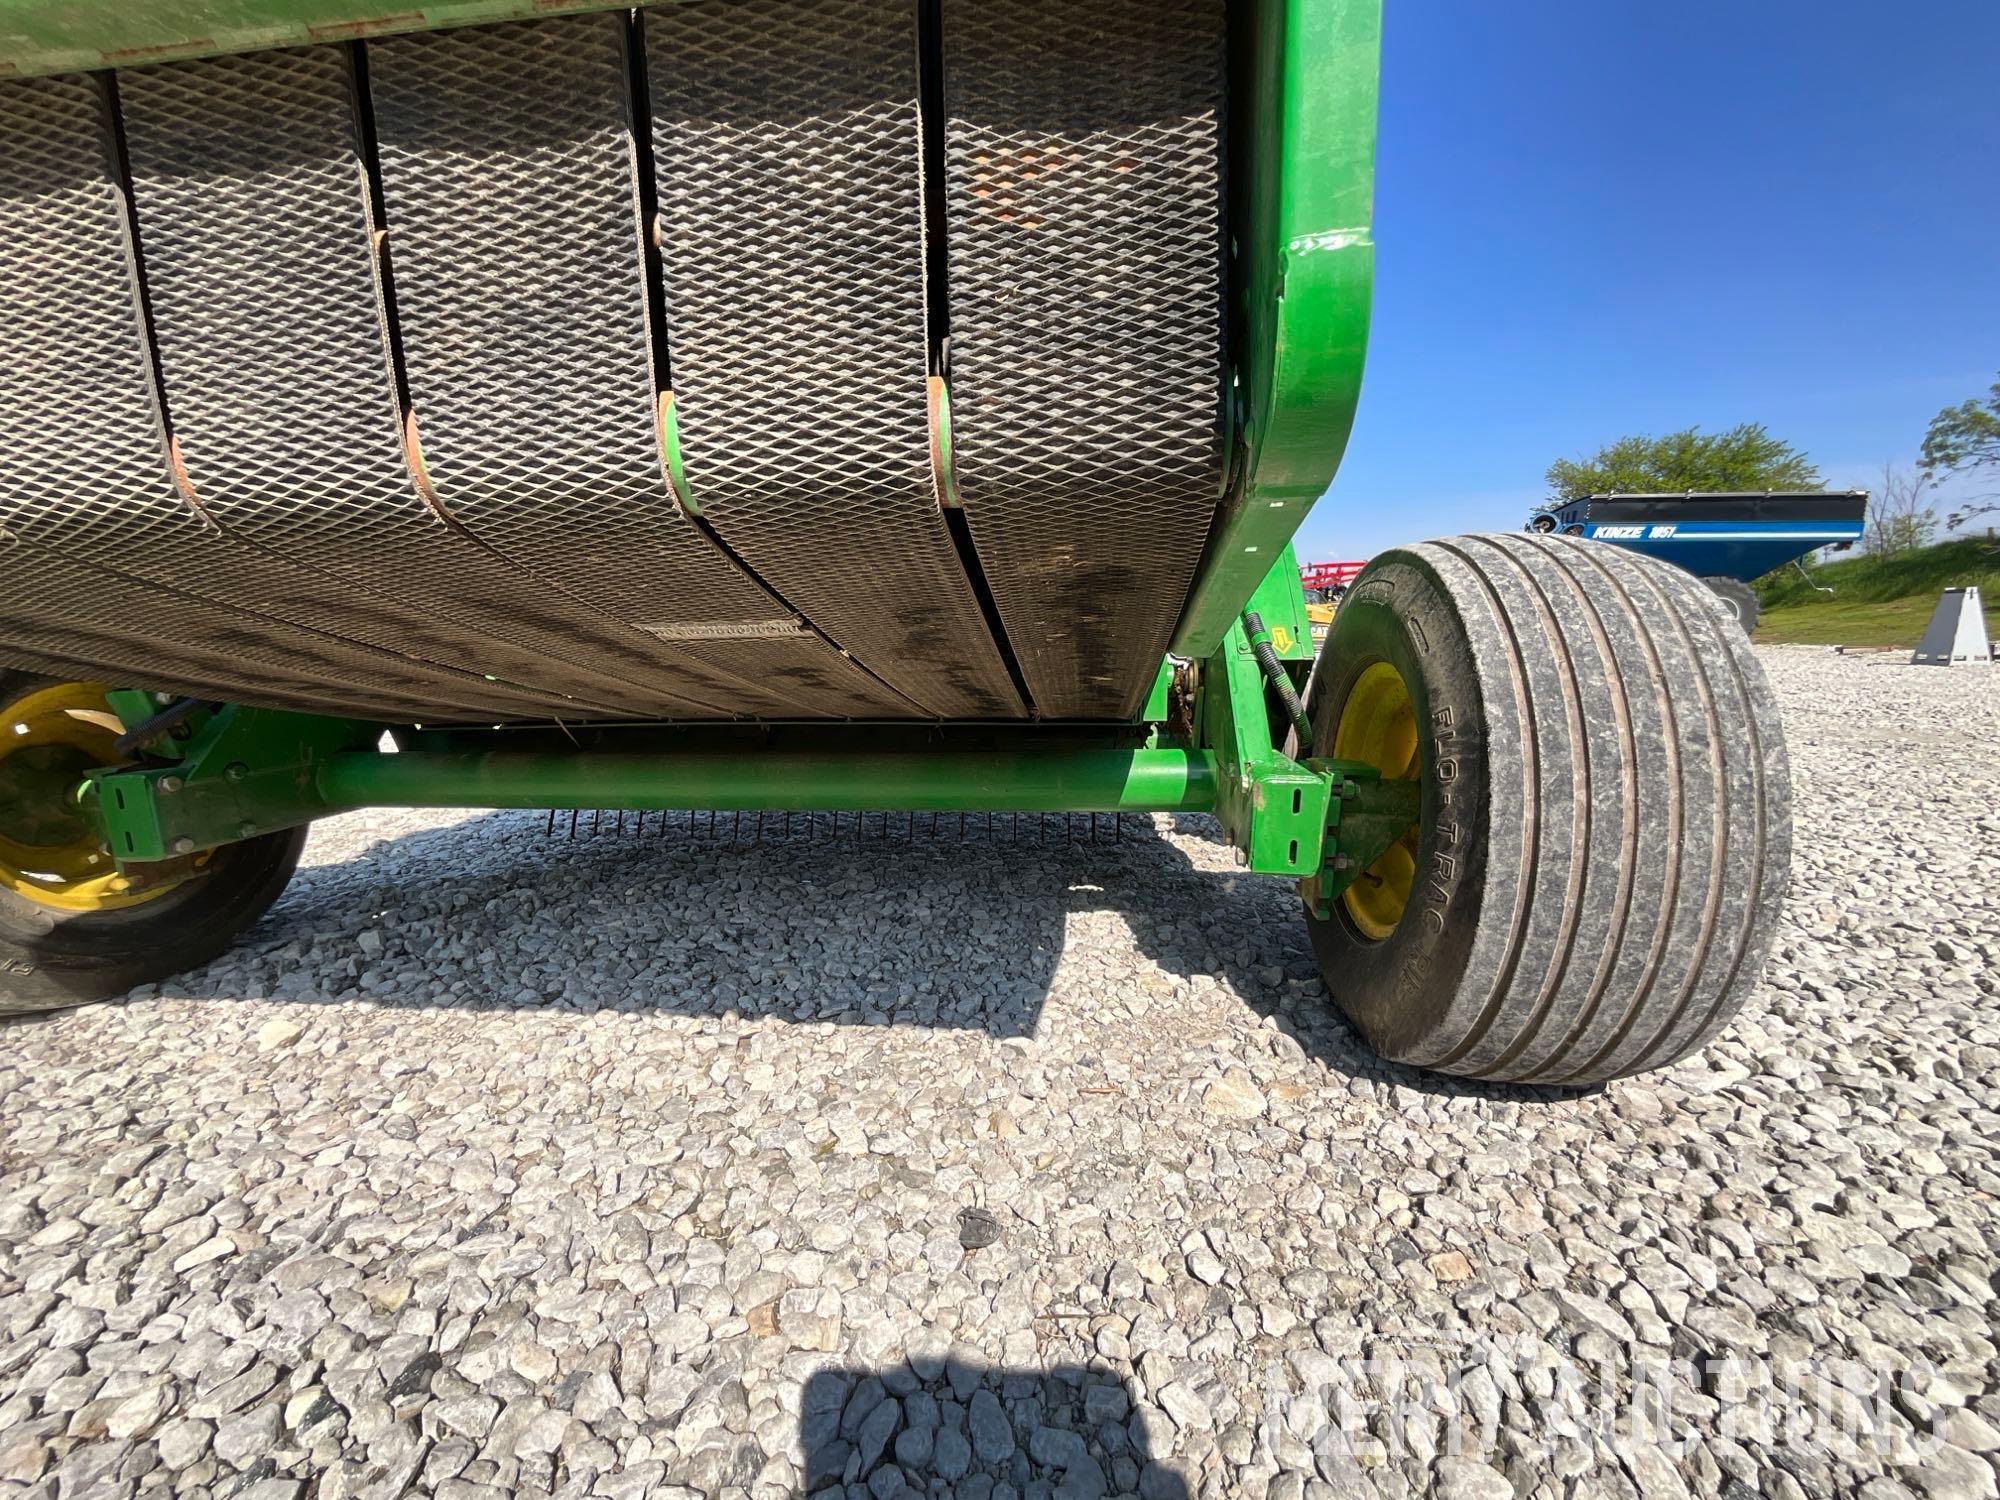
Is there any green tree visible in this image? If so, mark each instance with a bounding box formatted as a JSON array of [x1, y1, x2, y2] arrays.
[[1920, 373, 1999, 530], [1546, 423, 1820, 500]]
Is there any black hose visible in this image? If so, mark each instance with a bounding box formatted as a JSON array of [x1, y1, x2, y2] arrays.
[[112, 696, 210, 758], [1241, 610, 1314, 745]]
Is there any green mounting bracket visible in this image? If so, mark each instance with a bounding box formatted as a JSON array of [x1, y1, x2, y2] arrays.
[[1239, 541, 1315, 662], [1200, 614, 1329, 879], [1297, 768, 1421, 919], [88, 705, 373, 863]]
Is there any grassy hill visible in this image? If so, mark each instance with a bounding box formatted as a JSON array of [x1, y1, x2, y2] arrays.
[[1752, 536, 1999, 648]]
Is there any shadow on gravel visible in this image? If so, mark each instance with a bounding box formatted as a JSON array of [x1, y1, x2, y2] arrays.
[[96, 808, 1586, 1102], [796, 1358, 1186, 1499]]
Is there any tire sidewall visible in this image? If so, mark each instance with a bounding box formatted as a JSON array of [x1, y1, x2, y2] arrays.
[[1306, 559, 1494, 1063], [1, 667, 310, 1011], [0, 828, 309, 1011]]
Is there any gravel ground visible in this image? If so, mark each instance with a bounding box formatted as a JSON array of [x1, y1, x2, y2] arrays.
[[1, 646, 1996, 1500]]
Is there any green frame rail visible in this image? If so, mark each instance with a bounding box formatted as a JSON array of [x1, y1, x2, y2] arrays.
[[79, 552, 1416, 911]]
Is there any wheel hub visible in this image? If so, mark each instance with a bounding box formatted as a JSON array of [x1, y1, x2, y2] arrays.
[[1331, 661, 1421, 940], [0, 682, 189, 912]]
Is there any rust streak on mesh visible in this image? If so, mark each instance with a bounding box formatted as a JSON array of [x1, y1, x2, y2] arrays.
[[399, 407, 460, 528], [163, 434, 221, 526], [305, 13, 425, 42]]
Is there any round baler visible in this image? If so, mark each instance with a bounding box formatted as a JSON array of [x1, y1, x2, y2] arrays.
[[0, 0, 1789, 1085]]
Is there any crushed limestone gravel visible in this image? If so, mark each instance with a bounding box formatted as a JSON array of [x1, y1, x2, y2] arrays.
[[0, 645, 1995, 1499]]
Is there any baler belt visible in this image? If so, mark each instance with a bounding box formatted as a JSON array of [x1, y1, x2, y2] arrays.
[[1, 4, 1232, 726], [940, 0, 1227, 719], [0, 72, 589, 723], [115, 46, 743, 723], [366, 16, 913, 721], [645, 0, 1022, 721]]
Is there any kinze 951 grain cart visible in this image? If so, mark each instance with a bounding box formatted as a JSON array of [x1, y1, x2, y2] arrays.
[[0, 0, 1790, 1085]]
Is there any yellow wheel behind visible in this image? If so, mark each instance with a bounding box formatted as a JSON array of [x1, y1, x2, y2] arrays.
[[1331, 661, 1421, 940], [0, 682, 188, 913]]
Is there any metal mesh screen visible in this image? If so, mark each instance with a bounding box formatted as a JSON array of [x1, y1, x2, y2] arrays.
[[366, 16, 913, 720], [941, 0, 1227, 719], [0, 71, 557, 722], [0, 5, 1232, 726], [116, 45, 731, 721], [645, 0, 1021, 720]]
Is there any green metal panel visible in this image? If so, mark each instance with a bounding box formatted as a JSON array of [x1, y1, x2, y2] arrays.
[[1170, 0, 1379, 658], [1198, 618, 1330, 880], [1240, 544, 1314, 662], [0, 0, 636, 75]]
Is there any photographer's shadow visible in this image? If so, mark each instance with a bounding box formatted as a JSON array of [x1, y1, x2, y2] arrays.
[[796, 1357, 1187, 1499]]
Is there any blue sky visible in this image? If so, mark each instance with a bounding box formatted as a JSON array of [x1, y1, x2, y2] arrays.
[[1296, 0, 2000, 563]]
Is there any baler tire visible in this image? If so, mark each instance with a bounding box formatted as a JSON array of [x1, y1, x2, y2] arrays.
[[0, 672, 310, 1016], [1303, 535, 1791, 1086], [1702, 577, 1761, 636]]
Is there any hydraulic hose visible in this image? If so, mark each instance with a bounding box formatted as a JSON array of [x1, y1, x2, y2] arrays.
[[1241, 610, 1314, 745]]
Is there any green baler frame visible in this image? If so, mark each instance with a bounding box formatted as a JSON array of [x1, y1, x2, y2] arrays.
[[6, 0, 1392, 905]]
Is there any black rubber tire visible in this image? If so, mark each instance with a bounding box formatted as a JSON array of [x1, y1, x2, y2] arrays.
[[0, 674, 310, 1016], [1702, 577, 1761, 637], [1304, 534, 1792, 1085]]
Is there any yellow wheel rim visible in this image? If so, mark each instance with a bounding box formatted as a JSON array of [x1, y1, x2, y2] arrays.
[[0, 682, 187, 913], [1332, 661, 1422, 941]]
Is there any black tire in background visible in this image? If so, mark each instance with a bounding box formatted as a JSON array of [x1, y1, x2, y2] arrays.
[[1304, 535, 1792, 1086], [0, 674, 310, 1015], [1702, 576, 1762, 637]]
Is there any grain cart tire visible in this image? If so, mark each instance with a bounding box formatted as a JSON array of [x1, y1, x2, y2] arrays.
[[1304, 535, 1791, 1086], [1702, 577, 1761, 636], [0, 676, 309, 1015]]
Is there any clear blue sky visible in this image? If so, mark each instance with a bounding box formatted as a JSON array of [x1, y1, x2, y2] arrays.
[[1297, 0, 2000, 563]]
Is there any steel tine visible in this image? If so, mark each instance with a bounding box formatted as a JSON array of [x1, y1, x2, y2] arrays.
[[545, 808, 556, 837], [567, 808, 579, 840]]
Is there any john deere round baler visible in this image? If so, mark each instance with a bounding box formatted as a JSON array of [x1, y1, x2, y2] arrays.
[[0, 0, 1789, 1085]]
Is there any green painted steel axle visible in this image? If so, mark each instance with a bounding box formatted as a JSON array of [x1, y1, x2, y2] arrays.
[[76, 548, 1407, 899]]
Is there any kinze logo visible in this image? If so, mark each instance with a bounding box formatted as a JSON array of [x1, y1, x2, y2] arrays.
[[1592, 524, 1677, 539]]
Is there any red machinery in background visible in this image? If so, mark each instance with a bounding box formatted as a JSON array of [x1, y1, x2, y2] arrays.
[[1300, 560, 1367, 597]]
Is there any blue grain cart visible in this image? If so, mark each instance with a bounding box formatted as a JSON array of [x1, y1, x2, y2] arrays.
[[1528, 491, 1868, 633]]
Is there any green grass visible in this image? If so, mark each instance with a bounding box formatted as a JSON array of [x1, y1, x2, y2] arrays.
[[1752, 537, 1999, 648]]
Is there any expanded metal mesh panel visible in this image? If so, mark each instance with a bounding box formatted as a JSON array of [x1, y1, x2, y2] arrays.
[[2, 544, 502, 719], [0, 71, 581, 722], [116, 46, 727, 722], [646, 0, 1022, 721], [941, 0, 1227, 719], [367, 15, 911, 721]]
